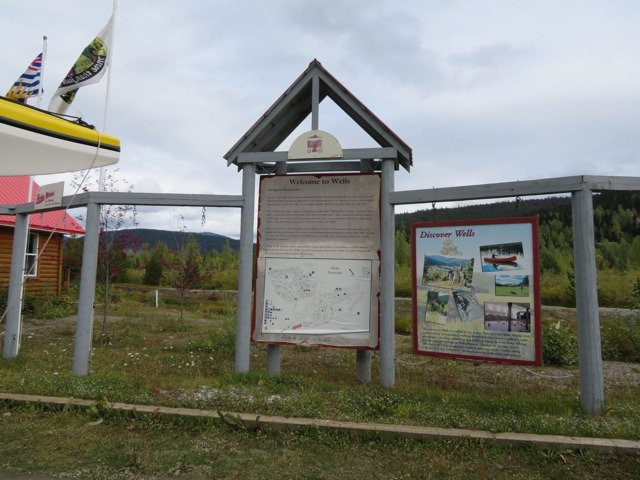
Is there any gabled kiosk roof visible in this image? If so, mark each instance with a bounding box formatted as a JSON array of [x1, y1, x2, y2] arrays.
[[224, 59, 412, 171]]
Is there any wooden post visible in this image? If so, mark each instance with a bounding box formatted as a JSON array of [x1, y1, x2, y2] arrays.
[[380, 159, 395, 388], [571, 189, 604, 414], [235, 164, 256, 374], [3, 213, 29, 358], [266, 160, 287, 376], [355, 158, 374, 384], [72, 202, 101, 375]]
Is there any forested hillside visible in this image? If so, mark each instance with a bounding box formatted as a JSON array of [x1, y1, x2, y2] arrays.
[[395, 192, 640, 307], [106, 228, 240, 253]]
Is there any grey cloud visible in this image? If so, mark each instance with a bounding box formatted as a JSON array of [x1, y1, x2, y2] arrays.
[[4, 0, 640, 234], [448, 43, 529, 69], [285, 1, 448, 91]]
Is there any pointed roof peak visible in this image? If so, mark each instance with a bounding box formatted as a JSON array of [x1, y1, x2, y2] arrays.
[[224, 59, 412, 171]]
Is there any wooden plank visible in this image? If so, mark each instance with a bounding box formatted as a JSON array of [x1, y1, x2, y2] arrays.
[[12, 192, 244, 213], [238, 148, 397, 164], [389, 176, 587, 205], [583, 175, 640, 191], [1, 392, 638, 453], [285, 161, 381, 173]]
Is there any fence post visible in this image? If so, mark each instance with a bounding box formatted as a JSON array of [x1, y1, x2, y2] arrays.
[[380, 158, 396, 388], [235, 164, 255, 374], [72, 202, 100, 376], [355, 159, 375, 384], [266, 160, 287, 376], [266, 344, 281, 375], [571, 188, 604, 414], [3, 213, 29, 359]]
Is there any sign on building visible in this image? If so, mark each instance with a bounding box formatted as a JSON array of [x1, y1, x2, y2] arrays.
[[411, 217, 542, 365], [253, 173, 380, 348], [34, 181, 64, 210]]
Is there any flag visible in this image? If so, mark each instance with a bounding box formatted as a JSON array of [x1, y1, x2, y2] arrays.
[[49, 16, 114, 114], [6, 53, 43, 103]]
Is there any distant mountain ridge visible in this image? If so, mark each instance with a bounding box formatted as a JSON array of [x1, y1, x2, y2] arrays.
[[108, 228, 240, 253], [425, 255, 471, 268]]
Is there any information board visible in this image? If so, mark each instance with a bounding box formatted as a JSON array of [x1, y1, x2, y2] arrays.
[[411, 217, 541, 365], [253, 174, 380, 348]]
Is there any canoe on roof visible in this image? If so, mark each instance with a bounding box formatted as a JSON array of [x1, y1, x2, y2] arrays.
[[0, 96, 120, 175]]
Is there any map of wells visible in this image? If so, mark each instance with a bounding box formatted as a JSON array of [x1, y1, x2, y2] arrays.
[[262, 258, 372, 334]]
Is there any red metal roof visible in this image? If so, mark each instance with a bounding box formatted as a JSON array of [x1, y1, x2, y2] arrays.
[[0, 176, 85, 235]]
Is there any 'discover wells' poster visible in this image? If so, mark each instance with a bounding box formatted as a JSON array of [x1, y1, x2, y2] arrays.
[[411, 217, 541, 365]]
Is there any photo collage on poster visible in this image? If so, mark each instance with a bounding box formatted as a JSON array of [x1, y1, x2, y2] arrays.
[[412, 218, 541, 365]]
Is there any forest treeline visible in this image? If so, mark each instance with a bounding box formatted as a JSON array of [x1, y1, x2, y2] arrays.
[[395, 192, 640, 307], [61, 192, 640, 308]]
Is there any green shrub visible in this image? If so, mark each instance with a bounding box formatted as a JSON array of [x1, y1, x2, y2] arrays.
[[540, 269, 640, 308], [395, 315, 412, 335], [21, 293, 76, 319], [21, 293, 37, 317], [126, 268, 145, 285], [539, 273, 572, 307], [202, 268, 238, 290], [633, 276, 640, 308], [394, 263, 412, 298], [542, 320, 578, 366], [597, 269, 636, 308], [143, 254, 163, 286], [601, 318, 640, 362]]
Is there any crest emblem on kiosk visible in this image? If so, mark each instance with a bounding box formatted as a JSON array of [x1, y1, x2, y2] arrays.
[[288, 130, 343, 160]]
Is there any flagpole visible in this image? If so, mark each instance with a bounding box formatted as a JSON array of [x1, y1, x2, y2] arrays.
[[37, 36, 47, 109], [27, 33, 39, 248], [99, 0, 117, 191]]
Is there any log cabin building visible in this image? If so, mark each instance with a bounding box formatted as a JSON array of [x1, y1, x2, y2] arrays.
[[0, 176, 84, 294]]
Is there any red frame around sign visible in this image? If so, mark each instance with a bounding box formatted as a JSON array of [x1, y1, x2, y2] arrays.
[[411, 216, 542, 366], [251, 172, 381, 350]]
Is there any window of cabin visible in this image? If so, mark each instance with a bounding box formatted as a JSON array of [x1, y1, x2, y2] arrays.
[[25, 232, 38, 277]]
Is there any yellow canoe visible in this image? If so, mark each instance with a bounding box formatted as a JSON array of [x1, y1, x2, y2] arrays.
[[0, 96, 120, 175]]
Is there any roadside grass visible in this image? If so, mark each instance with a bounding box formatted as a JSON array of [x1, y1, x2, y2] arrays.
[[0, 288, 639, 445], [1, 404, 639, 480]]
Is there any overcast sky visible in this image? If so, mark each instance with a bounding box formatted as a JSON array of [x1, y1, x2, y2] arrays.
[[2, 1, 639, 238]]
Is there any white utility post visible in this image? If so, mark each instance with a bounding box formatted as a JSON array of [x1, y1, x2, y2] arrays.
[[235, 164, 256, 373], [379, 158, 396, 388], [72, 202, 101, 375], [266, 160, 287, 376], [2, 214, 29, 358], [571, 188, 604, 415]]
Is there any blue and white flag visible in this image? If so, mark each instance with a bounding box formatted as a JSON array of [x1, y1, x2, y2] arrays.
[[6, 52, 43, 103]]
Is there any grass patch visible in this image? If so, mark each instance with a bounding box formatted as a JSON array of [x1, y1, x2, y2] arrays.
[[0, 289, 639, 453], [1, 402, 639, 480]]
